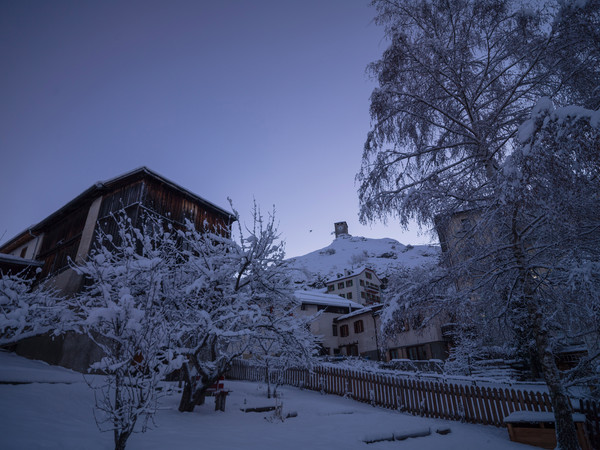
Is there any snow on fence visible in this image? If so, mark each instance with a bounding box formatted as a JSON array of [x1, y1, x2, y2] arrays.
[[228, 360, 599, 448]]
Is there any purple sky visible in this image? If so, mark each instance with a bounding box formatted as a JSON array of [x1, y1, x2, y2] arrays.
[[0, 0, 433, 258]]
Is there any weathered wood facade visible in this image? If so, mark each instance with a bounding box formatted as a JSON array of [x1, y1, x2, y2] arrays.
[[1, 167, 234, 286], [0, 167, 235, 370]]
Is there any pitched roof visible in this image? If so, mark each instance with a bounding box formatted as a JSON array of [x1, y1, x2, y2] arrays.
[[325, 266, 381, 284], [294, 290, 363, 309], [335, 304, 383, 321], [1, 167, 235, 252]]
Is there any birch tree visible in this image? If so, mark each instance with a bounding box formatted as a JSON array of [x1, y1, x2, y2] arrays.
[[359, 1, 600, 448]]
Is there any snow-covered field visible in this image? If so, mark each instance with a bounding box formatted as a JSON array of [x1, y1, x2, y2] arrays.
[[0, 351, 530, 449]]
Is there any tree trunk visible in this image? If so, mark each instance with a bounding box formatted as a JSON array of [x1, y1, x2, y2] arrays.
[[115, 431, 131, 450], [178, 379, 196, 412], [511, 214, 580, 450], [178, 363, 198, 412], [533, 312, 581, 450]]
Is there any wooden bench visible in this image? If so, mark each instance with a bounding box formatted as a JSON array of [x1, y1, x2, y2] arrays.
[[198, 376, 229, 411], [504, 411, 591, 450]]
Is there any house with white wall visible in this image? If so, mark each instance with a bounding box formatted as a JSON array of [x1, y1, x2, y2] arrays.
[[325, 267, 382, 305], [293, 290, 362, 356]]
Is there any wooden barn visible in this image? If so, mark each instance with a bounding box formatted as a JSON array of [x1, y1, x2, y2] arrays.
[[0, 167, 235, 370]]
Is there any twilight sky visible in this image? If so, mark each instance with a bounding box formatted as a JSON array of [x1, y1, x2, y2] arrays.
[[0, 0, 434, 258]]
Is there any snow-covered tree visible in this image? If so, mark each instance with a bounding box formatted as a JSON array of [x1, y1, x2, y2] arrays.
[[171, 203, 316, 412], [358, 0, 553, 227], [70, 214, 180, 450], [249, 299, 317, 399], [360, 1, 600, 448], [545, 0, 600, 110], [0, 271, 65, 346]]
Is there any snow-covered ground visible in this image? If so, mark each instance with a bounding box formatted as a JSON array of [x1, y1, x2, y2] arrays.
[[0, 351, 530, 449], [284, 234, 439, 285]]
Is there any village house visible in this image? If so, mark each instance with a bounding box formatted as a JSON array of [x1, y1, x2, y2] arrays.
[[332, 302, 449, 361], [325, 267, 382, 304], [293, 290, 363, 356], [334, 304, 383, 359], [0, 167, 235, 370]]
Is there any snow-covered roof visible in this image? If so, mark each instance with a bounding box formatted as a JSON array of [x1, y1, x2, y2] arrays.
[[1, 167, 235, 252], [325, 266, 379, 284], [294, 290, 362, 309], [504, 411, 586, 423], [336, 304, 382, 321]]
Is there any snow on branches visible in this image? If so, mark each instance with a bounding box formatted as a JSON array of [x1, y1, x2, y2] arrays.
[[0, 272, 65, 346], [362, 1, 600, 448], [173, 202, 316, 411], [70, 214, 180, 450]]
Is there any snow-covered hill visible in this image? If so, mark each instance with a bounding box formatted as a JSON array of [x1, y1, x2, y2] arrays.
[[284, 234, 439, 287]]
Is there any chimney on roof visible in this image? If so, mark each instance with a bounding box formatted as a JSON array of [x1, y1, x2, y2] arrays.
[[334, 221, 349, 238]]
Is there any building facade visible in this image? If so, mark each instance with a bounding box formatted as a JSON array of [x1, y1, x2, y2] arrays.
[[0, 167, 235, 370], [325, 267, 382, 305], [294, 290, 363, 356]]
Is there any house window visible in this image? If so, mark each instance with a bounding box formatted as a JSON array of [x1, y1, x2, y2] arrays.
[[338, 282, 344, 289], [340, 325, 349, 337], [339, 293, 345, 298], [346, 292, 352, 299], [389, 348, 400, 360], [332, 324, 338, 336], [360, 279, 364, 286], [346, 280, 353, 287], [301, 304, 306, 311], [360, 292, 365, 299], [328, 285, 334, 292], [366, 272, 372, 279], [354, 320, 364, 334], [20, 247, 28, 258], [407, 344, 428, 360]]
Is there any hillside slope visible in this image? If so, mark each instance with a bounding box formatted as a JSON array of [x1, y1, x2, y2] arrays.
[[284, 234, 439, 287]]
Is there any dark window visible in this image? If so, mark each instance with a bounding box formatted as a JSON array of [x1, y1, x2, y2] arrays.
[[346, 292, 352, 299], [340, 325, 349, 337], [301, 304, 306, 311], [20, 247, 28, 258], [360, 279, 364, 286], [328, 284, 335, 291], [407, 345, 428, 360], [346, 280, 353, 287], [338, 282, 344, 289], [360, 292, 365, 299], [332, 324, 338, 336], [389, 348, 400, 359], [354, 320, 364, 333], [366, 272, 372, 279]]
